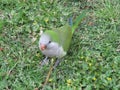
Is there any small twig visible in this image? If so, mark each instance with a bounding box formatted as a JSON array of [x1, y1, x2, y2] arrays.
[[41, 63, 54, 90]]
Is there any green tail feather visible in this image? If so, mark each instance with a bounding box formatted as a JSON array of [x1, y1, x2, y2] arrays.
[[72, 10, 86, 33]]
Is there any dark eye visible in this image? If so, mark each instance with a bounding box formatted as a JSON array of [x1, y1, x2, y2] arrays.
[[48, 41, 51, 43]]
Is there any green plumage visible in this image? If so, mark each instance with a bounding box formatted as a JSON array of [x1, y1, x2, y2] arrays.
[[44, 24, 72, 51], [44, 11, 86, 52]]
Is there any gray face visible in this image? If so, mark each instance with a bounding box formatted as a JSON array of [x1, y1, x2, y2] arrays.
[[39, 34, 66, 58], [39, 34, 51, 47]]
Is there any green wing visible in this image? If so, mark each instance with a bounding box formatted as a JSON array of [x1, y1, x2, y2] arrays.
[[44, 24, 72, 52], [54, 24, 72, 51]]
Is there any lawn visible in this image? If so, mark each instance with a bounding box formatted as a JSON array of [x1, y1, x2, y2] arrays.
[[0, 0, 120, 90]]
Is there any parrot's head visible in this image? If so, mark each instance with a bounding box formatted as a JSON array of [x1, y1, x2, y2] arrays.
[[39, 33, 66, 58], [39, 34, 52, 51]]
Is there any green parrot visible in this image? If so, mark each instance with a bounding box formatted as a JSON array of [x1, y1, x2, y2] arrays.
[[39, 11, 86, 68]]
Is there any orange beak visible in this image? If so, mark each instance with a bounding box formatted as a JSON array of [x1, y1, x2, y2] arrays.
[[40, 44, 46, 51]]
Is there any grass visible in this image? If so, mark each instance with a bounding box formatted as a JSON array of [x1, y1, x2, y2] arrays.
[[0, 0, 120, 90]]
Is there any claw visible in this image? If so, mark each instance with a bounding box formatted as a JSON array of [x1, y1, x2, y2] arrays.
[[53, 59, 61, 69], [40, 57, 49, 66]]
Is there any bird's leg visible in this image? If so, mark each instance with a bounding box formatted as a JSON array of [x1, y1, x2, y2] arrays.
[[40, 56, 49, 66], [53, 58, 61, 69]]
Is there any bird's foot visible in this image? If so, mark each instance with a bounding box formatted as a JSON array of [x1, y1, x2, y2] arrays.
[[53, 59, 61, 69], [40, 57, 49, 67]]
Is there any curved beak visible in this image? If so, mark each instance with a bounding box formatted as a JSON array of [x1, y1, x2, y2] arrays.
[[40, 44, 46, 51]]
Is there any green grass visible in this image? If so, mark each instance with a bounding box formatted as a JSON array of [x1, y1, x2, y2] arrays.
[[0, 0, 120, 90]]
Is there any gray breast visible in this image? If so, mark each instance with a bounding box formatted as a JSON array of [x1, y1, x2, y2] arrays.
[[41, 42, 66, 58]]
